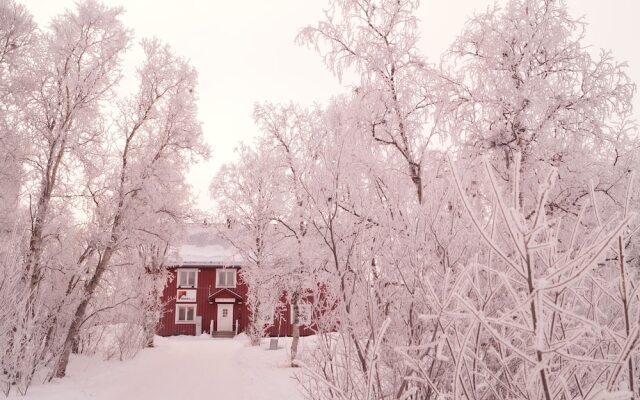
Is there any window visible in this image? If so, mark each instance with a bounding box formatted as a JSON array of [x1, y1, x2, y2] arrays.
[[177, 269, 197, 288], [216, 269, 236, 288], [176, 304, 196, 323], [290, 303, 312, 325]]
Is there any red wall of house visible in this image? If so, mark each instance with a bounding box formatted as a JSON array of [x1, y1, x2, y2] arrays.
[[157, 266, 248, 336], [156, 266, 321, 338], [265, 292, 317, 337]]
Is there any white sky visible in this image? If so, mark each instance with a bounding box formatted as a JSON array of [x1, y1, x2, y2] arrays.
[[21, 0, 640, 212]]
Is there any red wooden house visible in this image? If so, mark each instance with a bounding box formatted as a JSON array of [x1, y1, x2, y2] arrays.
[[157, 225, 316, 337]]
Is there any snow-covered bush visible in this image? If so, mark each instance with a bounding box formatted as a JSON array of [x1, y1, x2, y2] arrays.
[[78, 323, 147, 361], [424, 156, 639, 399]]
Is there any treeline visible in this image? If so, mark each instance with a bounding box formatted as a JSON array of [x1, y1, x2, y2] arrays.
[[0, 1, 206, 395], [214, 1, 640, 399]]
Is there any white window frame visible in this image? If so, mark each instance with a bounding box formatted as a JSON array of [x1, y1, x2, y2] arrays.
[[175, 304, 197, 324], [290, 303, 312, 326], [216, 269, 236, 288], [177, 269, 198, 288]]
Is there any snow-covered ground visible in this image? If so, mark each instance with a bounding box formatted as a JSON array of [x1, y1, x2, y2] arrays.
[[10, 334, 307, 400]]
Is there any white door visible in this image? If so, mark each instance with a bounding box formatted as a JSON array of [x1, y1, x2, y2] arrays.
[[217, 303, 233, 331], [195, 316, 202, 335]]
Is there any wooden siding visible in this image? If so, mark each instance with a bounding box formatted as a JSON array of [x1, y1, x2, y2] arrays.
[[265, 292, 317, 337], [157, 266, 248, 337], [156, 266, 319, 337]]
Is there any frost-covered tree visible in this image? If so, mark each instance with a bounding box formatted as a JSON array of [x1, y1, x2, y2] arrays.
[[1, 1, 129, 393], [220, 0, 639, 399], [0, 1, 207, 393], [212, 143, 287, 344], [445, 0, 637, 218], [0, 6, 35, 385], [252, 103, 325, 366], [0, 0, 35, 231], [297, 0, 442, 204], [21, 0, 129, 307], [73, 238, 171, 359], [53, 38, 206, 378]]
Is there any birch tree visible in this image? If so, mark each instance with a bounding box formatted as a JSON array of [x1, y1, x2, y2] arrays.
[[241, 0, 639, 399], [0, 0, 207, 393], [298, 0, 442, 205], [445, 0, 637, 216], [53, 38, 206, 377], [213, 143, 286, 344], [253, 103, 321, 366], [1, 1, 129, 393], [0, 0, 35, 230], [21, 0, 129, 306]]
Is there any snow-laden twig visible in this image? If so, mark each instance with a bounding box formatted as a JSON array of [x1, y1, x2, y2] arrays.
[[449, 155, 525, 278]]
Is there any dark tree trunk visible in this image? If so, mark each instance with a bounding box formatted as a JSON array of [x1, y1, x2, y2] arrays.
[[54, 248, 115, 378]]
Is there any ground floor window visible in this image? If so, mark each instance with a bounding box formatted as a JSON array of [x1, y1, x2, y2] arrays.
[[176, 304, 196, 323]]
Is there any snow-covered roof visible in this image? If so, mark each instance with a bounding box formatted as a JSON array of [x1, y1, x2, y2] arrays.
[[168, 224, 243, 267]]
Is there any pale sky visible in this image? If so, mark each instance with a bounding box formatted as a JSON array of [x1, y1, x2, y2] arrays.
[[21, 0, 640, 212]]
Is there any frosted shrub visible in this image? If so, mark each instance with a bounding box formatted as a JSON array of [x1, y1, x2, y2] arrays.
[[79, 324, 147, 361], [411, 156, 640, 399]]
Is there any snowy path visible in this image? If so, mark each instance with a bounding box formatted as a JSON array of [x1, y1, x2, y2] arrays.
[[11, 335, 305, 400]]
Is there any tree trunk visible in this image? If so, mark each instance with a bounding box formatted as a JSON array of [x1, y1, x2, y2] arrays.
[[53, 296, 89, 378], [409, 162, 422, 204], [53, 248, 115, 378], [143, 305, 156, 349], [144, 326, 155, 348], [525, 253, 552, 400], [248, 299, 262, 346], [290, 293, 300, 368], [617, 235, 635, 398], [24, 132, 67, 298], [143, 282, 160, 348]]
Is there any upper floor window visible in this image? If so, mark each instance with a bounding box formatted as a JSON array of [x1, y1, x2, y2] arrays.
[[216, 269, 236, 288], [177, 269, 197, 288]]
